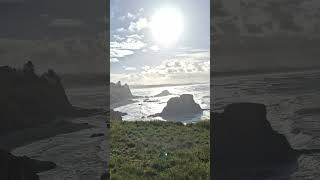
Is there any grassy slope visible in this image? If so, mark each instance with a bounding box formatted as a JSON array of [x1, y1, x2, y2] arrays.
[[110, 120, 210, 180]]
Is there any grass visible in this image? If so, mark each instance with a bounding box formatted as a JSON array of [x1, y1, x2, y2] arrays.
[[110, 120, 210, 180]]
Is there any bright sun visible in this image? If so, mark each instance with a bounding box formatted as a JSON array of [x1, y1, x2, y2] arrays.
[[150, 7, 184, 47]]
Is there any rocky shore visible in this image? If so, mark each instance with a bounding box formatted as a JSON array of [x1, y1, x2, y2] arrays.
[[0, 61, 105, 179], [0, 62, 103, 135], [0, 150, 56, 180]]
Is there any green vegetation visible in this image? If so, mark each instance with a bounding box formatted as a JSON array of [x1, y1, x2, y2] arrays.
[[110, 120, 210, 180]]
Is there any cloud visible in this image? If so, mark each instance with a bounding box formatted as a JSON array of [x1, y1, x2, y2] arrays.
[[111, 10, 150, 60], [124, 67, 137, 71], [110, 34, 147, 59], [176, 50, 210, 60], [127, 12, 135, 19], [215, 0, 320, 36], [146, 58, 209, 75], [113, 35, 125, 41], [110, 38, 146, 50], [149, 45, 160, 51], [128, 18, 149, 32], [118, 16, 126, 21], [142, 65, 151, 71], [116, 8, 144, 22], [110, 49, 134, 58], [111, 50, 210, 85], [110, 58, 120, 63], [127, 34, 144, 39], [116, 27, 126, 32]]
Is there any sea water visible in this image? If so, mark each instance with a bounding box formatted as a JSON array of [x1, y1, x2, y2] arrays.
[[114, 83, 210, 123]]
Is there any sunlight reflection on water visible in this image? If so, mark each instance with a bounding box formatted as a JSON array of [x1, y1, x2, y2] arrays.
[[114, 83, 210, 123]]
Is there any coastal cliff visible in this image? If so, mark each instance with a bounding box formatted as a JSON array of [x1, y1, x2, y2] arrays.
[[0, 61, 103, 134], [0, 62, 74, 134], [110, 81, 134, 107]]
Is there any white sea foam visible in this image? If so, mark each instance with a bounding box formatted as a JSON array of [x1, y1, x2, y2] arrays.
[[115, 83, 210, 123]]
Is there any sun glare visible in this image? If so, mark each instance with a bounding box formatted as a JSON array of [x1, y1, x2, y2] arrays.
[[150, 7, 184, 47]]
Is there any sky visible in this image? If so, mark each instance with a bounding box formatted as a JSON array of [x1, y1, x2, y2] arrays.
[[214, 0, 320, 36], [212, 0, 320, 72], [0, 0, 106, 74], [0, 0, 105, 39], [110, 0, 210, 85]]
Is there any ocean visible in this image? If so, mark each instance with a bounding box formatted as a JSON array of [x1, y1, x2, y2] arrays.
[[114, 83, 210, 123], [213, 70, 320, 179], [10, 70, 320, 179]]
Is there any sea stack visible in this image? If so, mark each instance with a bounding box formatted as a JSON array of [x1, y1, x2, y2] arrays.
[[154, 94, 202, 117], [153, 90, 171, 97], [212, 103, 298, 179], [110, 81, 134, 105]]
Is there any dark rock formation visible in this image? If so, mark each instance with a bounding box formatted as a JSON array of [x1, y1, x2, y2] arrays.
[[90, 133, 104, 138], [23, 61, 35, 74], [110, 81, 134, 105], [150, 94, 202, 118], [109, 109, 127, 121], [0, 149, 56, 180], [212, 103, 298, 179], [153, 90, 171, 97], [143, 98, 158, 102], [0, 62, 102, 135], [100, 172, 109, 180]]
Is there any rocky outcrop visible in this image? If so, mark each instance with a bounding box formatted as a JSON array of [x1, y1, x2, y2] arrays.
[[0, 149, 56, 180], [110, 81, 134, 105], [150, 94, 202, 118], [212, 103, 298, 179], [0, 62, 102, 135], [100, 172, 109, 180], [143, 98, 158, 102], [153, 90, 171, 97], [109, 109, 127, 121], [90, 133, 104, 138]]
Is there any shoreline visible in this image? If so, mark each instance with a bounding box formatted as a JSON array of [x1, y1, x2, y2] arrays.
[[0, 118, 92, 151], [111, 99, 137, 109], [0, 106, 106, 152], [12, 114, 108, 180]]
